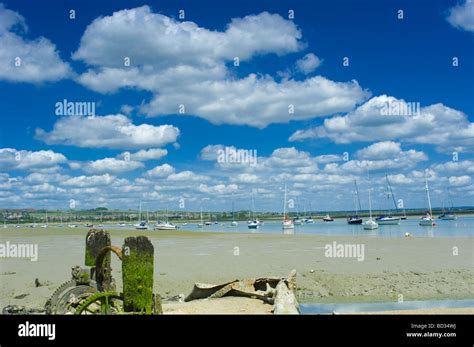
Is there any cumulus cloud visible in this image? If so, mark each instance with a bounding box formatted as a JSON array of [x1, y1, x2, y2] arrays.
[[145, 164, 175, 178], [81, 157, 144, 174], [0, 4, 71, 82], [0, 148, 67, 170], [167, 171, 210, 182], [296, 53, 322, 74], [120, 148, 168, 161], [73, 7, 303, 68], [289, 95, 474, 152], [35, 115, 180, 149], [447, 0, 474, 32], [448, 175, 472, 186], [72, 6, 368, 127], [63, 174, 123, 187]]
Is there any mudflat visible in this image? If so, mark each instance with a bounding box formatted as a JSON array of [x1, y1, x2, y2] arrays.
[[1, 227, 473, 311]]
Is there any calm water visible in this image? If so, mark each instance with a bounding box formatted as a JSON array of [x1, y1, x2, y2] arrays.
[[175, 216, 474, 237], [9, 215, 473, 237], [300, 299, 474, 314]]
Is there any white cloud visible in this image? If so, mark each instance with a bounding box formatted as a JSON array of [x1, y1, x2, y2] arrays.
[[296, 53, 322, 74], [355, 141, 403, 160], [72, 6, 368, 127], [448, 175, 472, 186], [73, 7, 302, 69], [141, 75, 368, 128], [0, 148, 67, 170], [447, 0, 474, 32], [82, 157, 144, 174], [167, 171, 210, 182], [63, 174, 120, 187], [197, 183, 238, 195], [200, 144, 226, 161], [231, 173, 260, 183], [0, 4, 71, 82], [36, 115, 180, 149], [145, 164, 175, 178], [289, 95, 474, 152], [120, 148, 168, 161]]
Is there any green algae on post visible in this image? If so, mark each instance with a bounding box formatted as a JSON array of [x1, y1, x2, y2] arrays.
[[85, 229, 111, 267], [122, 236, 154, 314]]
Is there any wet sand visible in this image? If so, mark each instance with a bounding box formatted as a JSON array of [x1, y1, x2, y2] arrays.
[[1, 227, 473, 312]]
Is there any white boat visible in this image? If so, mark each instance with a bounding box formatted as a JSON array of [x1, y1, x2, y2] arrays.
[[304, 217, 314, 224], [293, 217, 303, 225], [231, 221, 238, 226], [419, 213, 434, 226], [135, 221, 149, 230], [376, 176, 401, 225], [376, 215, 401, 225], [438, 213, 456, 220], [323, 214, 334, 222], [439, 194, 456, 220], [197, 207, 204, 228], [419, 170, 435, 227], [247, 220, 259, 229], [363, 218, 379, 230], [154, 222, 177, 230], [135, 200, 149, 230], [282, 184, 295, 230], [248, 196, 260, 229], [363, 174, 379, 230]]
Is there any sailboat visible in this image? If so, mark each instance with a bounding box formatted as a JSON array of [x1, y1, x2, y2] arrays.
[[197, 207, 204, 228], [247, 196, 259, 229], [40, 211, 48, 228], [363, 172, 379, 230], [230, 197, 238, 226], [135, 200, 149, 230], [282, 184, 295, 230], [293, 203, 303, 225], [419, 170, 435, 226], [376, 176, 401, 225], [438, 190, 456, 220], [204, 211, 212, 226], [323, 214, 334, 222], [347, 179, 363, 224], [304, 202, 314, 224], [154, 209, 178, 230]]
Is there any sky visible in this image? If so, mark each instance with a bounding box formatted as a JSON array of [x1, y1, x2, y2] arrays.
[[0, 0, 473, 213]]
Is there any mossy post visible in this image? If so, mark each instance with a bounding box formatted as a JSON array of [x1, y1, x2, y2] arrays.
[[122, 236, 154, 314], [85, 229, 111, 281]]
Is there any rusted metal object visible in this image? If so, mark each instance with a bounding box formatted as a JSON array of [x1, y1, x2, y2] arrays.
[[95, 245, 122, 291], [184, 270, 300, 314]]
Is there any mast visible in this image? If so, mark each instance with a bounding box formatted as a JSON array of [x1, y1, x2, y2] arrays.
[[368, 188, 373, 219], [231, 195, 235, 220], [424, 170, 433, 216], [354, 179, 362, 214], [386, 175, 398, 213], [283, 184, 287, 220], [138, 200, 142, 222]]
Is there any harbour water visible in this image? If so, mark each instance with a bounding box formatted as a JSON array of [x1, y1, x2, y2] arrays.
[[10, 215, 473, 237], [300, 299, 474, 314], [175, 216, 474, 238]]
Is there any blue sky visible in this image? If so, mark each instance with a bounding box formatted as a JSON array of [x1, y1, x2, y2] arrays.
[[0, 0, 473, 212]]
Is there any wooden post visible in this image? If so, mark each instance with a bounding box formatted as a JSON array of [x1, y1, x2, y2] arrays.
[[85, 229, 111, 266], [85, 229, 111, 287], [122, 236, 154, 314]]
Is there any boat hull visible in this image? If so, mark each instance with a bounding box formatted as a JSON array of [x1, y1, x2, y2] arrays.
[[347, 217, 362, 225]]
